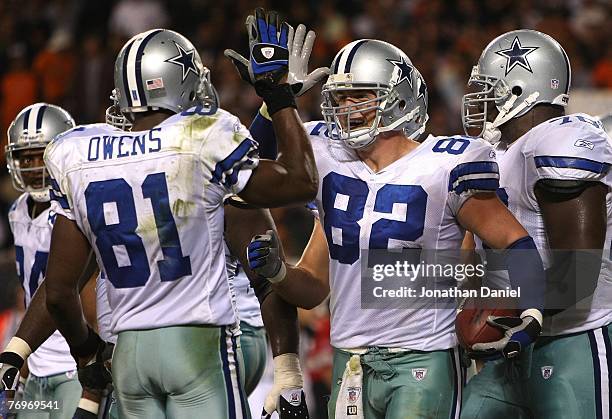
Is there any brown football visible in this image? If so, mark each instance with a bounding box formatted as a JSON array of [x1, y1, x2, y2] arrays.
[[455, 297, 519, 350]]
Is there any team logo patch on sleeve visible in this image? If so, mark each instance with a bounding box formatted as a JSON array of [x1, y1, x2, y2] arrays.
[[411, 368, 428, 381], [574, 139, 595, 150], [541, 366, 554, 379]]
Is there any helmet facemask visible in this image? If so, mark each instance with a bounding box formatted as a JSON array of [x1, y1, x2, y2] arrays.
[[6, 144, 50, 202], [321, 80, 390, 149], [462, 67, 512, 144], [106, 89, 134, 131]]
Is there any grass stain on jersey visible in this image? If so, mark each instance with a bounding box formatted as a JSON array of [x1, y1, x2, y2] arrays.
[[172, 199, 195, 218]]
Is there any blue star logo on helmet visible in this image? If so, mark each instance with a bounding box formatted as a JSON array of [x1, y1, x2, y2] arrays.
[[495, 36, 539, 76], [387, 57, 413, 88], [417, 76, 427, 107], [165, 41, 199, 83]]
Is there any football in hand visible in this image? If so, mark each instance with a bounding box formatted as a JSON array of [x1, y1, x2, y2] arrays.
[[455, 297, 519, 350]]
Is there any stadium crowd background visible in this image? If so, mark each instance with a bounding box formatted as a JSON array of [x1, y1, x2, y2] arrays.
[[0, 0, 610, 417]]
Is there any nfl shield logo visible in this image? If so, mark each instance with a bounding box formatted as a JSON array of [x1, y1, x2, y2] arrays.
[[551, 79, 559, 89], [288, 390, 301, 406], [347, 386, 361, 403], [541, 366, 554, 380], [262, 47, 275, 59], [412, 368, 427, 381]]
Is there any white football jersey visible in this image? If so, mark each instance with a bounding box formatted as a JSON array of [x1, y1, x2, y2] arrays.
[[8, 193, 76, 377], [305, 121, 500, 350], [95, 272, 117, 344], [476, 113, 612, 336], [44, 107, 259, 334], [224, 244, 264, 328]]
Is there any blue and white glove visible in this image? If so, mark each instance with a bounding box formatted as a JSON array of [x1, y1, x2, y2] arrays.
[[247, 229, 286, 283], [470, 309, 542, 359], [224, 8, 290, 88]]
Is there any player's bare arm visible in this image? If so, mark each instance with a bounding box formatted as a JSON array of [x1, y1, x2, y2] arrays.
[[45, 215, 94, 350], [457, 192, 546, 358], [224, 203, 309, 416], [535, 181, 607, 312], [225, 9, 319, 208], [457, 192, 528, 249], [271, 220, 330, 309], [239, 108, 318, 207], [224, 204, 300, 356]]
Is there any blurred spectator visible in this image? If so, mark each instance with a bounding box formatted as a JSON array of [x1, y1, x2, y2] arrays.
[[32, 29, 77, 108], [71, 32, 114, 123], [109, 0, 169, 39], [0, 43, 37, 164]]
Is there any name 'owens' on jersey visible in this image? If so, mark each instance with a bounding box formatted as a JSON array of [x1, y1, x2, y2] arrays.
[[44, 107, 259, 334], [476, 113, 612, 336], [305, 121, 500, 350]]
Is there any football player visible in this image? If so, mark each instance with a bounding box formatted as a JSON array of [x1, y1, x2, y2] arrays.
[[245, 39, 547, 418], [2, 103, 87, 418], [460, 30, 612, 418], [4, 11, 316, 419]]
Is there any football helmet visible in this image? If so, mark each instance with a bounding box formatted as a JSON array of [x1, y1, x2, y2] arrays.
[[6, 103, 75, 202], [463, 29, 571, 144], [106, 29, 218, 129], [321, 39, 428, 149]]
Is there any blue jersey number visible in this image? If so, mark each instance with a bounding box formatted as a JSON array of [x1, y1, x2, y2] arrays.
[[85, 172, 192, 289], [432, 136, 470, 155], [14, 246, 49, 297], [321, 172, 428, 264]]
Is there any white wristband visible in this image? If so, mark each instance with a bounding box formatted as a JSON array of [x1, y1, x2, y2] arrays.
[[78, 398, 100, 414], [267, 262, 287, 284], [273, 353, 304, 388], [520, 308, 543, 326], [5, 337, 32, 360]]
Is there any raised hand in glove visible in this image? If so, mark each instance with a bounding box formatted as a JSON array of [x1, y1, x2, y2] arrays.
[[224, 8, 290, 88], [286, 24, 329, 96], [470, 310, 542, 359]]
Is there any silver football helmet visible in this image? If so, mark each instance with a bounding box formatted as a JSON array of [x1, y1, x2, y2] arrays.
[[462, 29, 571, 144], [6, 103, 75, 202], [598, 113, 612, 138], [321, 39, 429, 149], [106, 29, 218, 129]]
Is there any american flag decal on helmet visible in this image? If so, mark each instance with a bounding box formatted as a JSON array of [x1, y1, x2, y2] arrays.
[[146, 78, 164, 90]]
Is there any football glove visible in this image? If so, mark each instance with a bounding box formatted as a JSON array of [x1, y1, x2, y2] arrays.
[[72, 330, 114, 391], [470, 309, 542, 359], [261, 354, 309, 419], [0, 351, 24, 391], [286, 23, 329, 96], [247, 229, 286, 283], [224, 8, 290, 88]]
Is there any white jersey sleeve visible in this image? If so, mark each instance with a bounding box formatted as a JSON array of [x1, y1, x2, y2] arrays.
[[45, 126, 88, 221], [444, 136, 500, 215], [528, 113, 612, 186], [198, 113, 259, 195]]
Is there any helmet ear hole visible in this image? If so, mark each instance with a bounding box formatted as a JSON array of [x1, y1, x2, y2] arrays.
[[189, 91, 195, 101], [398, 100, 406, 111], [511, 86, 522, 96]]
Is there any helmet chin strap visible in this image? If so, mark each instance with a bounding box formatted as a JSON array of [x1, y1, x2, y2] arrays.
[[483, 91, 540, 144], [29, 189, 51, 203]]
